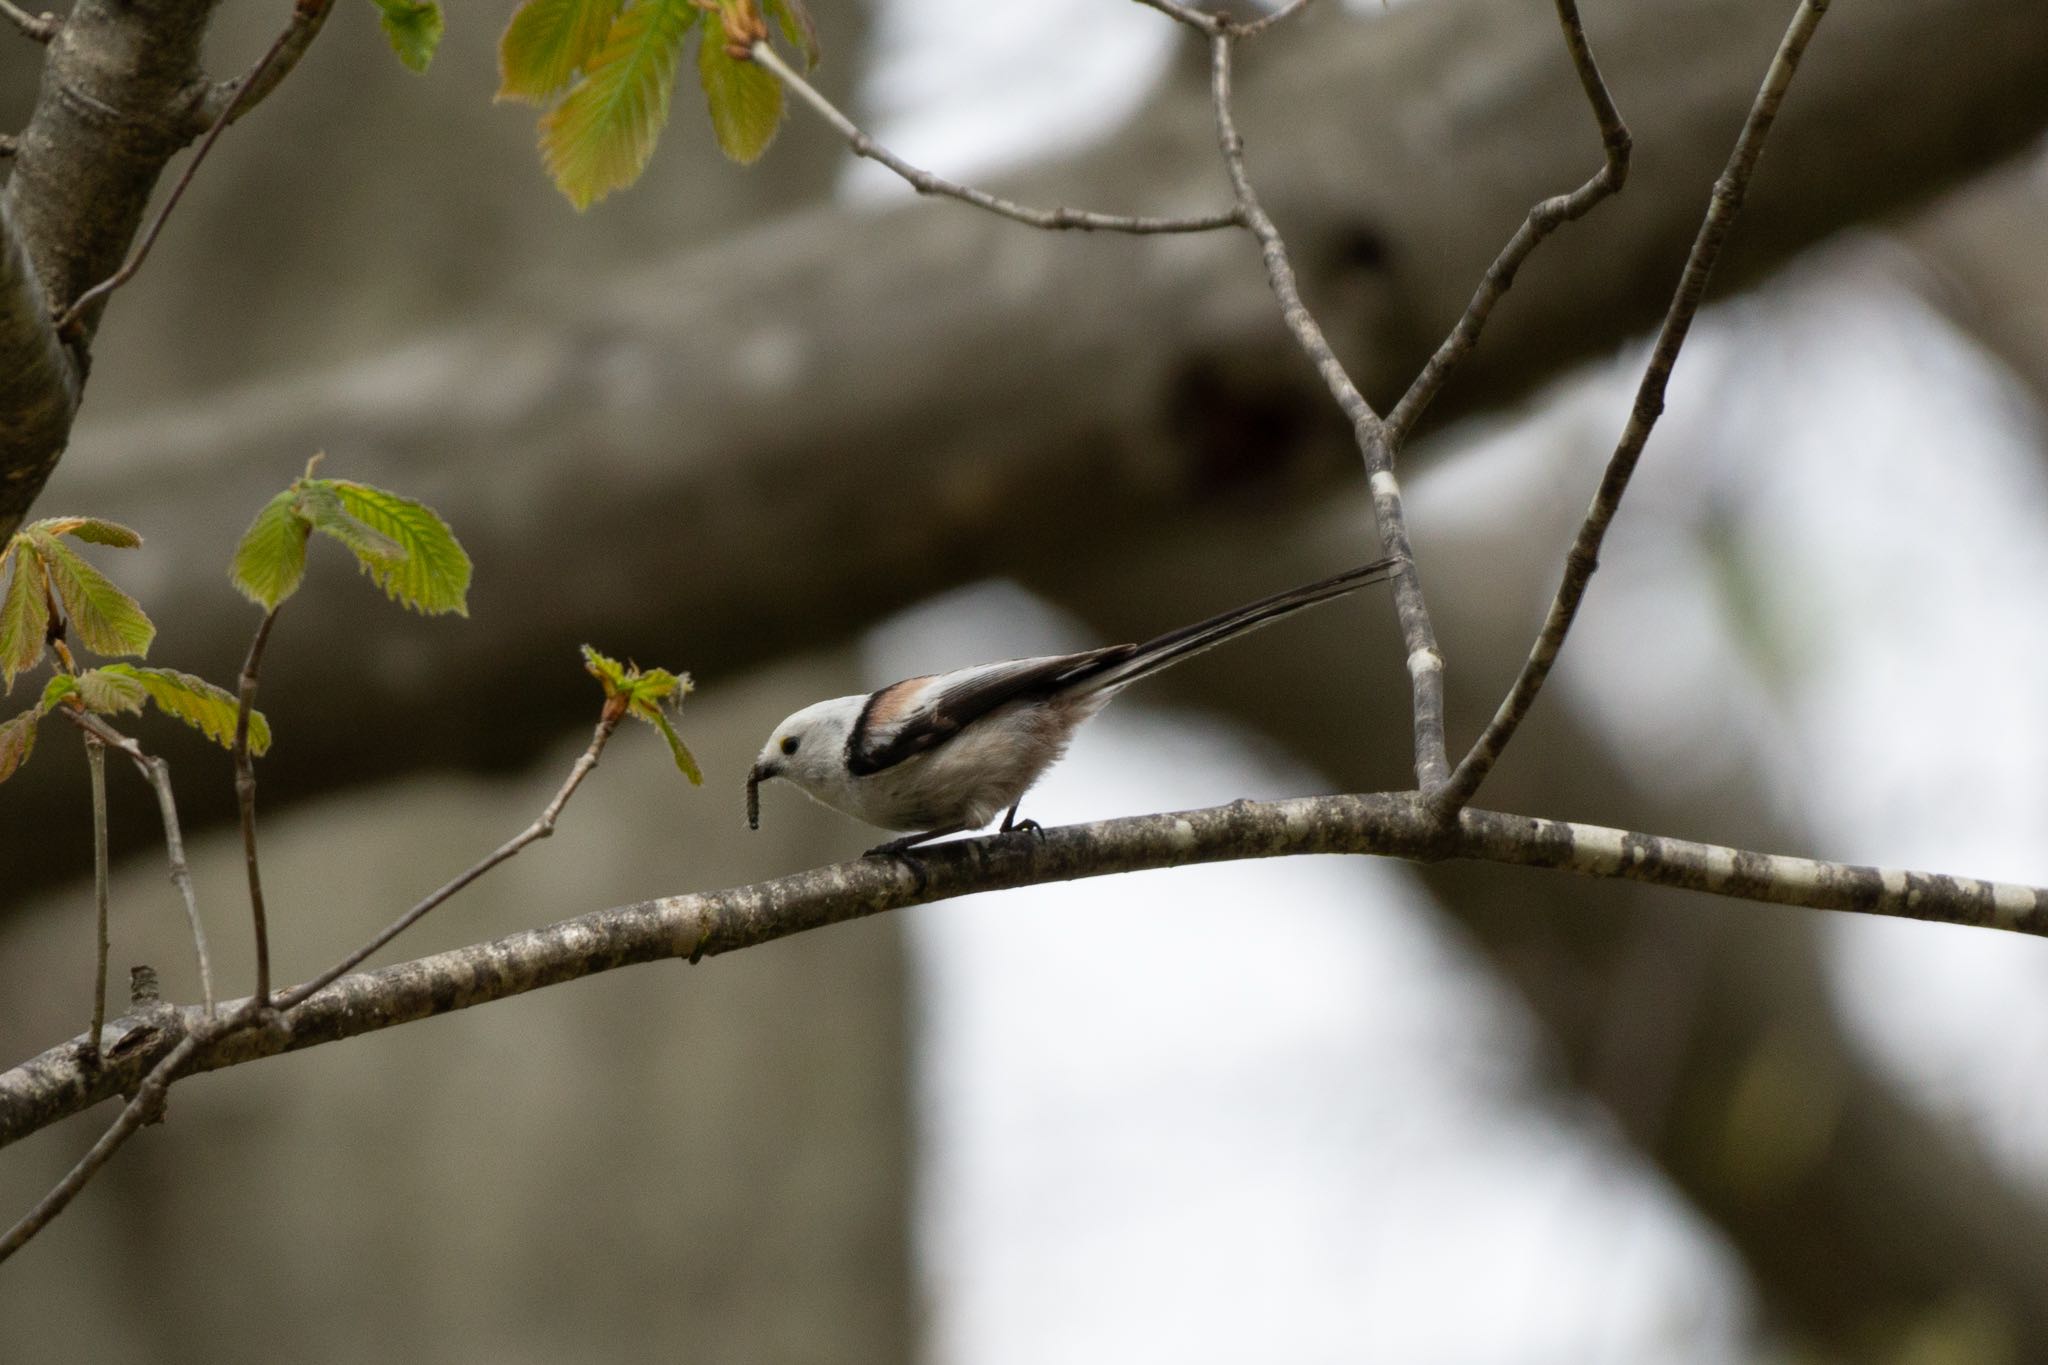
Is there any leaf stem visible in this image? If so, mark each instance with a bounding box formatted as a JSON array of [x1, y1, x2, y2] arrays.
[[234, 609, 280, 1006], [84, 733, 108, 1062]]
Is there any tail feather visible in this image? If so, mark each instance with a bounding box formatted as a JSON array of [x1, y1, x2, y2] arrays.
[[1063, 556, 1405, 696]]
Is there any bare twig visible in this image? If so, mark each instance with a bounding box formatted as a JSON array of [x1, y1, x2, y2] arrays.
[[0, 1033, 201, 1261], [1208, 32, 1449, 788], [0, 697, 633, 1257], [195, 0, 337, 129], [1127, 0, 1318, 38], [0, 0, 55, 42], [55, 709, 215, 1015], [84, 734, 108, 1061], [749, 42, 1241, 236], [1438, 0, 1834, 812], [12, 791, 2048, 1160], [1231, 0, 1321, 40], [233, 610, 279, 1006], [276, 701, 629, 1011], [1385, 0, 1631, 444], [53, 16, 299, 337]]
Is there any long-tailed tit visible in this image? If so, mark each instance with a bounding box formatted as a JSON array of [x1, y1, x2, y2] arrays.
[[746, 558, 1402, 855]]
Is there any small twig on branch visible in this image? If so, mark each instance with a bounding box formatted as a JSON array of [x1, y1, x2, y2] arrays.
[[234, 610, 280, 1006], [748, 41, 1242, 236], [0, 696, 633, 1257], [0, 0, 56, 41], [55, 709, 215, 1015], [1128, 0, 1319, 38], [1385, 0, 1631, 444], [1208, 32, 1449, 788], [84, 734, 109, 1062], [275, 701, 629, 1011], [196, 0, 337, 130], [53, 15, 300, 337], [1438, 0, 1833, 813]]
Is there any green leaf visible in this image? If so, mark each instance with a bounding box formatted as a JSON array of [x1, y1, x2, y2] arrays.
[[539, 0, 697, 210], [581, 644, 630, 691], [498, 0, 625, 103], [643, 702, 702, 784], [762, 0, 819, 70], [38, 673, 78, 714], [102, 664, 271, 756], [0, 544, 49, 691], [32, 533, 155, 660], [297, 481, 406, 566], [0, 708, 37, 784], [370, 0, 444, 73], [697, 19, 782, 164], [328, 481, 471, 615], [230, 489, 313, 611], [28, 517, 143, 549], [73, 667, 147, 716]]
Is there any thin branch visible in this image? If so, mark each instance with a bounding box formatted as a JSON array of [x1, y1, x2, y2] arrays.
[[275, 701, 628, 1011], [1207, 32, 1450, 788], [55, 709, 215, 1015], [1, 696, 635, 1257], [84, 734, 108, 1062], [1231, 0, 1321, 40], [10, 790, 2048, 1160], [52, 16, 299, 337], [1126, 0, 1319, 38], [1385, 0, 1631, 444], [195, 0, 337, 130], [233, 610, 279, 1006], [1438, 0, 1833, 812], [748, 42, 1242, 236], [0, 0, 56, 41], [0, 1034, 200, 1261]]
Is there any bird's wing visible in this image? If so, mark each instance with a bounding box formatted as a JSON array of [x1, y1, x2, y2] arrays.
[[846, 646, 1136, 776]]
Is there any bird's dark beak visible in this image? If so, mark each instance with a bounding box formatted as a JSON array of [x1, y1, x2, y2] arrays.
[[746, 762, 773, 830]]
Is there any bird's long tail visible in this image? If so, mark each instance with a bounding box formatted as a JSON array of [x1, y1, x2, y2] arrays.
[[1065, 556, 1406, 696]]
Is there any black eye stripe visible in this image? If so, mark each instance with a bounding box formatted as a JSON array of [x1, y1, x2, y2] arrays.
[[781, 736, 800, 755]]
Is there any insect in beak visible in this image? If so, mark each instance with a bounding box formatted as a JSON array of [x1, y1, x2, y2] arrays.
[[745, 762, 768, 830]]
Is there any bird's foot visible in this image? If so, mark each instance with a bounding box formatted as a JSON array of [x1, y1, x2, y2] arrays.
[[1005, 818, 1045, 841], [864, 835, 931, 894]]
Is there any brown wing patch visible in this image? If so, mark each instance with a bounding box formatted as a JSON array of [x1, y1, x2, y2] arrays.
[[864, 675, 935, 727]]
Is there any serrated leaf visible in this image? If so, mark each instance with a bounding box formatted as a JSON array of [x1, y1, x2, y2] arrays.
[[697, 20, 782, 164], [498, 0, 625, 103], [0, 544, 49, 691], [32, 534, 155, 660], [102, 664, 271, 756], [644, 703, 703, 784], [624, 665, 691, 713], [581, 644, 629, 691], [539, 0, 697, 210], [328, 481, 471, 615], [231, 490, 313, 611], [38, 673, 77, 714], [0, 708, 37, 784], [28, 518, 143, 549], [762, 0, 818, 70], [370, 0, 444, 72], [297, 481, 406, 565], [74, 667, 147, 716]]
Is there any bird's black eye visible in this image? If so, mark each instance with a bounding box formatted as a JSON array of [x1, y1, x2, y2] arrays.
[[781, 736, 800, 756]]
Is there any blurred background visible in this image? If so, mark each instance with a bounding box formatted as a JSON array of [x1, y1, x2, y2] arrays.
[[4, 0, 2048, 1359]]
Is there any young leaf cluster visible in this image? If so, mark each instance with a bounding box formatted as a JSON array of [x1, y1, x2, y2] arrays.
[[0, 521, 271, 784], [496, 0, 818, 209], [369, 0, 445, 73], [582, 645, 703, 783], [231, 466, 471, 617]]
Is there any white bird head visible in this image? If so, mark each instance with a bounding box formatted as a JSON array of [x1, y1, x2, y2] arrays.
[[746, 694, 863, 828]]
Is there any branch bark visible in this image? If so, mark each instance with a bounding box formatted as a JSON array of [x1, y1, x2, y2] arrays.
[[7, 792, 2047, 1152]]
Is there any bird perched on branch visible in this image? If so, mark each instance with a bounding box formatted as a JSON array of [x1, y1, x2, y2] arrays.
[[746, 558, 1403, 855]]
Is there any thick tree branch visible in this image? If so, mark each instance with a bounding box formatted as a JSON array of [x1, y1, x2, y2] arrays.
[[0, 197, 78, 538], [7, 793, 2046, 1153], [194, 0, 335, 130]]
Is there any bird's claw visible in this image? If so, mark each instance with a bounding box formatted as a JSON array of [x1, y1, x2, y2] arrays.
[[1006, 818, 1045, 841], [864, 844, 930, 894]]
